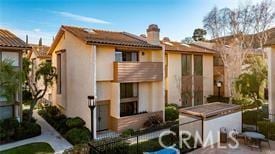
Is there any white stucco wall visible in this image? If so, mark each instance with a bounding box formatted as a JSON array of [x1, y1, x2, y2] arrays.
[[167, 53, 182, 105], [203, 55, 214, 103], [203, 112, 242, 147], [267, 46, 275, 121], [52, 30, 94, 130], [96, 47, 115, 81], [111, 82, 120, 118]]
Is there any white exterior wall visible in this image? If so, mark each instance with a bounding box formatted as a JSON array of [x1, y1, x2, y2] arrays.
[[52, 31, 95, 130], [96, 47, 115, 81], [203, 55, 214, 103], [203, 112, 242, 146], [167, 53, 182, 105], [267, 46, 275, 121], [111, 82, 120, 118]]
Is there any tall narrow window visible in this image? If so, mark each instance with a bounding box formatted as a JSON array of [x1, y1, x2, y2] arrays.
[[182, 54, 192, 76], [57, 54, 62, 94], [120, 83, 138, 117], [194, 55, 203, 76], [181, 54, 192, 108]]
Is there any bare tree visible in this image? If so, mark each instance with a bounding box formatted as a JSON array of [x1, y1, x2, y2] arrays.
[[203, 0, 275, 101]]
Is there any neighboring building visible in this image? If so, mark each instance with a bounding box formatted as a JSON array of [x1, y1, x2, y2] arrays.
[[48, 25, 164, 136], [0, 29, 30, 120], [265, 29, 275, 121], [163, 38, 215, 107], [26, 39, 52, 102]]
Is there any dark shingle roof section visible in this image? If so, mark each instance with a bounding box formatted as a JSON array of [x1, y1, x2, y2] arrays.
[[62, 25, 161, 49], [0, 29, 29, 48]]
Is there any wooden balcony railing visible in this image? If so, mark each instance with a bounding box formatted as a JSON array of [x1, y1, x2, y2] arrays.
[[113, 62, 163, 82]]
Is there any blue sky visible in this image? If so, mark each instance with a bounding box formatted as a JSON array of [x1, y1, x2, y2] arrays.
[[0, 0, 264, 45]]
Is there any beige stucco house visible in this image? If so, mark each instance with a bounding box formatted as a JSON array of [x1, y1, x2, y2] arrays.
[[26, 39, 52, 102], [0, 29, 30, 120], [163, 38, 215, 107], [48, 25, 164, 137]]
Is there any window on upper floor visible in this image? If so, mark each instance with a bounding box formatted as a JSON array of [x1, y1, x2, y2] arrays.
[[194, 55, 203, 76], [182, 54, 192, 76], [57, 54, 62, 94], [115, 50, 138, 62]]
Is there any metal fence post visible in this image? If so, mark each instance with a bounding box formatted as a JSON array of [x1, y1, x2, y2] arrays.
[[136, 135, 139, 154]]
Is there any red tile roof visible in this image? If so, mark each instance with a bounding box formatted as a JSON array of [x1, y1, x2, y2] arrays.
[[49, 25, 162, 54], [163, 41, 215, 54], [29, 44, 51, 59], [0, 29, 30, 49]]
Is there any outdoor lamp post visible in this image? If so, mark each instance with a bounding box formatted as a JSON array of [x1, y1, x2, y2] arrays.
[[217, 81, 222, 97], [88, 95, 96, 140]]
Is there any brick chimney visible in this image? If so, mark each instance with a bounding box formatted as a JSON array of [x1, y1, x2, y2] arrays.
[[146, 24, 160, 45]]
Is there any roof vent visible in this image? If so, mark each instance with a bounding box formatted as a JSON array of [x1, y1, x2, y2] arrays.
[[83, 28, 95, 33], [140, 34, 146, 38]]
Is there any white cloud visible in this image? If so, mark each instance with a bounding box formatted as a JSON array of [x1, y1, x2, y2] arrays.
[[53, 11, 110, 24], [33, 28, 41, 32]]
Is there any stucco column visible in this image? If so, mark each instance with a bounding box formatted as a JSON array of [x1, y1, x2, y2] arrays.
[[111, 83, 120, 118], [91, 45, 97, 139], [268, 46, 275, 121]]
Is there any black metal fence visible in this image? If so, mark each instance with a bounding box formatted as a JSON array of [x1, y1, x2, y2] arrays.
[[241, 106, 275, 140], [89, 118, 202, 154]]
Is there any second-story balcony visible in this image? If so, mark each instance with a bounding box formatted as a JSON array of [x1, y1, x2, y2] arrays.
[[113, 62, 163, 82]]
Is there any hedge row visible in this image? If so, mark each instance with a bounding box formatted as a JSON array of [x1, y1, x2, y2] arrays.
[[38, 106, 91, 145]]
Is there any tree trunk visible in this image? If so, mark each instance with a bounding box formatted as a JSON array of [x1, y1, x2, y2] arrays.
[[28, 99, 37, 122]]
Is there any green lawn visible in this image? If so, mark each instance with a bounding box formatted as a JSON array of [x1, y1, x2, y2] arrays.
[[1, 142, 54, 154]]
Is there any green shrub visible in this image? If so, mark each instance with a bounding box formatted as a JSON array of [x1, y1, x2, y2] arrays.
[[207, 95, 229, 103], [257, 121, 275, 140], [242, 110, 265, 125], [65, 127, 91, 145], [66, 117, 85, 128], [165, 105, 179, 121], [121, 129, 135, 137], [15, 121, 41, 140]]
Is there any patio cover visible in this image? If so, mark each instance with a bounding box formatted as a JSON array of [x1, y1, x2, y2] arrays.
[[179, 102, 241, 119]]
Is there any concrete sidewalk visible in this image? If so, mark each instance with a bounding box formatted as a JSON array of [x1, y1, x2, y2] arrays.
[[0, 111, 72, 154]]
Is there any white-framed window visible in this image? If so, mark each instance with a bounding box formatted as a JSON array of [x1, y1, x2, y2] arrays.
[[2, 51, 19, 66]]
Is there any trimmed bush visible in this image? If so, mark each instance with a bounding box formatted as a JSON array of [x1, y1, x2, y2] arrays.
[[257, 121, 275, 140], [165, 105, 179, 121], [0, 118, 41, 144], [242, 110, 265, 125], [207, 95, 229, 103], [66, 117, 85, 128], [121, 129, 135, 137], [22, 109, 36, 122], [15, 122, 41, 140], [65, 127, 91, 145]]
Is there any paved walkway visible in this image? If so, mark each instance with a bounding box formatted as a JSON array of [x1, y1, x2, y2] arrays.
[[0, 111, 72, 154]]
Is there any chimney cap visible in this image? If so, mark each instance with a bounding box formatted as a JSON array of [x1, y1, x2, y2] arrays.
[[147, 24, 160, 32], [163, 37, 170, 42]]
